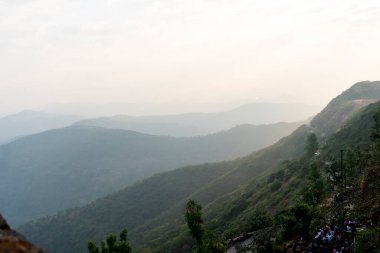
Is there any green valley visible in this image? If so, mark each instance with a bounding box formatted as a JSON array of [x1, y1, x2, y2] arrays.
[[0, 121, 301, 226], [18, 82, 380, 253]]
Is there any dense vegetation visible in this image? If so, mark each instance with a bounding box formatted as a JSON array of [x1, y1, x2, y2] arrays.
[[87, 229, 132, 253], [0, 121, 300, 226], [18, 120, 311, 253], [203, 96, 380, 252], [18, 81, 380, 253]]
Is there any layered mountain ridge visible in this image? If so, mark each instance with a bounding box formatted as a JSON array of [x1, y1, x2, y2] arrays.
[[75, 102, 321, 137], [0, 111, 83, 144], [18, 81, 380, 253], [0, 121, 301, 226]]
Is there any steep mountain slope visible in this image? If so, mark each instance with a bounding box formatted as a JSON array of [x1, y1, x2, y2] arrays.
[[311, 81, 380, 136], [75, 103, 321, 136], [19, 127, 309, 253], [0, 122, 301, 226], [209, 100, 380, 235], [188, 101, 380, 253], [19, 81, 380, 253], [0, 111, 83, 144]]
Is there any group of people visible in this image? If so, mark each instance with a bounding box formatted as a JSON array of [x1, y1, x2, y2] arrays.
[[306, 219, 357, 253]]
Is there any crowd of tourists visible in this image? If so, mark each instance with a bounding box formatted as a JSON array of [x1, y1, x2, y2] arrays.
[[305, 219, 357, 253]]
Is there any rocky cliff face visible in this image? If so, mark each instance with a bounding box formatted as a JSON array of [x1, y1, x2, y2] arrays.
[[0, 214, 45, 253]]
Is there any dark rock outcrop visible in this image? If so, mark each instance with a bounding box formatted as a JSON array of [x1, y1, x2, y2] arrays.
[[0, 213, 45, 253]]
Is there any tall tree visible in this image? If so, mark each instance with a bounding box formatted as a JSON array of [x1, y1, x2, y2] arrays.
[[185, 200, 225, 253], [370, 110, 380, 161], [371, 110, 380, 140], [305, 133, 318, 157], [185, 200, 205, 246]]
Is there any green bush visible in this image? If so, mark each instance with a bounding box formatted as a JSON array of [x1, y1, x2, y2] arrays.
[[270, 181, 282, 192], [353, 228, 380, 253], [87, 229, 131, 253], [276, 203, 312, 241], [248, 212, 274, 232]]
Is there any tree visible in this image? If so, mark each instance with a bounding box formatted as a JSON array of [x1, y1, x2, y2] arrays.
[[87, 229, 131, 253], [185, 200, 226, 253], [185, 200, 205, 246], [305, 133, 318, 157], [370, 110, 380, 162], [371, 110, 380, 141], [303, 162, 324, 204], [276, 203, 312, 241], [344, 147, 361, 181]]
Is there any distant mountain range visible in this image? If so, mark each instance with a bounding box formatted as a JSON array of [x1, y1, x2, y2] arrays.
[[0, 103, 320, 142], [75, 102, 321, 136], [0, 111, 83, 144], [42, 101, 322, 119], [0, 121, 302, 226], [17, 81, 380, 253]]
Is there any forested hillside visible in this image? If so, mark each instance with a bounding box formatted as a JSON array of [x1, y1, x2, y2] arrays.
[[18, 81, 380, 253], [0, 122, 301, 226]]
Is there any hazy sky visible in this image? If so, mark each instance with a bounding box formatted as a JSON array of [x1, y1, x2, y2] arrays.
[[0, 0, 379, 115]]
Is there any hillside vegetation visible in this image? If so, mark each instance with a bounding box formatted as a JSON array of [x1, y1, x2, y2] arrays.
[[18, 81, 380, 253], [311, 81, 380, 136], [0, 122, 301, 226]]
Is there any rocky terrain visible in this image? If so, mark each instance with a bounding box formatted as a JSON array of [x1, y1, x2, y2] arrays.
[[0, 214, 45, 253]]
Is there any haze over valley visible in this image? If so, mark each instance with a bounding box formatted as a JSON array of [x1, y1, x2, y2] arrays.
[[11, 81, 380, 253], [0, 118, 303, 226], [1, 0, 380, 252]]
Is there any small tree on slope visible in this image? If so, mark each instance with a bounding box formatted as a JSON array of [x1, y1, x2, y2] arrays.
[[87, 229, 131, 253]]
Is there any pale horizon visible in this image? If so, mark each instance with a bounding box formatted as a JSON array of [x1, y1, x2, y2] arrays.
[[1, 0, 379, 115]]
